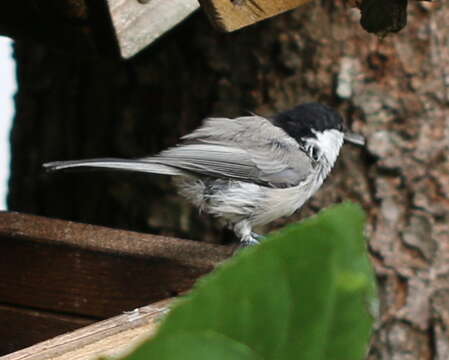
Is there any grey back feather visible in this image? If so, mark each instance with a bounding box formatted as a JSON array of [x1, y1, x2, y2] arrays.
[[146, 115, 313, 187]]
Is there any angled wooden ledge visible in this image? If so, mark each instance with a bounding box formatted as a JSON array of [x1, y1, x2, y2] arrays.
[[0, 211, 234, 354]]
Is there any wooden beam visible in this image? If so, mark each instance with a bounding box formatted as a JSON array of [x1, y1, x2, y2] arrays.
[[106, 0, 199, 58], [1, 299, 172, 360], [0, 212, 233, 318], [199, 0, 315, 32]]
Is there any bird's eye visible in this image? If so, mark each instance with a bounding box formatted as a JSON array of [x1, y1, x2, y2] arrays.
[[312, 147, 320, 161], [308, 146, 320, 161]]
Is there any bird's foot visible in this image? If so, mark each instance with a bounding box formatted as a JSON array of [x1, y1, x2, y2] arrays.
[[239, 235, 260, 248], [233, 221, 261, 248]]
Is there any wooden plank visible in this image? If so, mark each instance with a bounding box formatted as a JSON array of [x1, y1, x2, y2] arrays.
[[106, 0, 199, 58], [1, 299, 172, 360], [0, 304, 94, 356], [0, 211, 231, 269], [0, 212, 233, 318], [199, 0, 315, 32]]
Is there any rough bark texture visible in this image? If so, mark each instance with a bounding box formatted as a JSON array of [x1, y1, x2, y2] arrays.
[[8, 0, 449, 358]]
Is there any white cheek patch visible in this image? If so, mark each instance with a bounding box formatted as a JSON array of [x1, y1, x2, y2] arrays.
[[309, 129, 344, 165]]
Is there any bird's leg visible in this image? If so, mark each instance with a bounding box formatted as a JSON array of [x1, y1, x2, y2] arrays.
[[233, 220, 260, 247]]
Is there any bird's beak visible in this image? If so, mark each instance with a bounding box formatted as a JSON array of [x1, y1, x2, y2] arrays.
[[344, 131, 365, 146]]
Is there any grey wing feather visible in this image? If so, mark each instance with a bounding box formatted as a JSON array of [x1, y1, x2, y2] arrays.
[[148, 115, 313, 187], [150, 144, 259, 182]]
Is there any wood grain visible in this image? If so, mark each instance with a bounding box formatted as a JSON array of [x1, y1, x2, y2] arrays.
[[106, 0, 199, 58], [200, 0, 315, 31], [1, 299, 172, 360]]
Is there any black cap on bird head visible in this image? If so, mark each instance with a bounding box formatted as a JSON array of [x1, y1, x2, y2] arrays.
[[271, 102, 344, 143]]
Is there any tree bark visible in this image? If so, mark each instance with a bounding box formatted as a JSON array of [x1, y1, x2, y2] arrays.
[[8, 0, 449, 358]]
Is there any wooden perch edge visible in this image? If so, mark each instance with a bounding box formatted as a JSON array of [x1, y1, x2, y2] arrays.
[[1, 298, 173, 360], [0, 211, 232, 270]]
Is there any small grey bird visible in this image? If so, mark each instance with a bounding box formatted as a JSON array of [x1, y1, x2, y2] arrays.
[[44, 103, 364, 246]]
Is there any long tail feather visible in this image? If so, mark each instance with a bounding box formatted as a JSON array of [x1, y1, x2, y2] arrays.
[[43, 158, 185, 176]]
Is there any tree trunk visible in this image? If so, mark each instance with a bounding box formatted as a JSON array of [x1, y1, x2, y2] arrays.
[[8, 0, 449, 358]]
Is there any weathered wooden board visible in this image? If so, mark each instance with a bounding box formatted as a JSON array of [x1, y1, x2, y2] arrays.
[[200, 0, 315, 32], [0, 212, 233, 353], [106, 0, 200, 58], [1, 299, 172, 360], [0, 304, 94, 356]]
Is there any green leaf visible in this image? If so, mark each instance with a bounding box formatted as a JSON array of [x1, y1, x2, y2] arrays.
[[128, 331, 262, 360], [122, 202, 376, 360]]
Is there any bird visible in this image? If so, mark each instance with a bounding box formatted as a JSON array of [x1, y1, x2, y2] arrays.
[[44, 103, 364, 247]]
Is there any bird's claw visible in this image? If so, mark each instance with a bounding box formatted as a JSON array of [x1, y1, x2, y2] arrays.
[[239, 236, 260, 248]]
